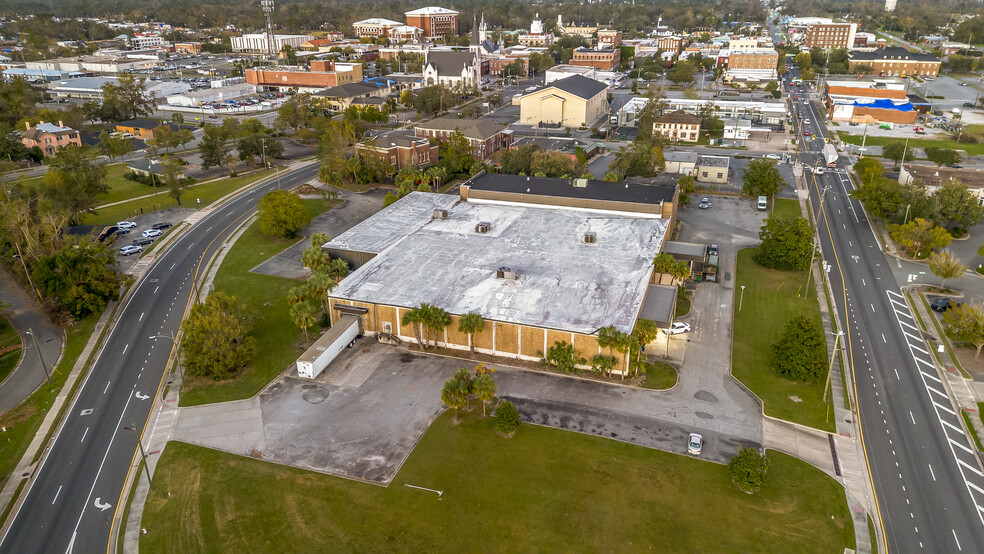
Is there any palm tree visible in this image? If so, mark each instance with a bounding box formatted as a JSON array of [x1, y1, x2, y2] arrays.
[[472, 373, 497, 416], [425, 165, 447, 192], [401, 307, 426, 350], [302, 246, 330, 270], [307, 271, 336, 314], [325, 258, 350, 281], [440, 375, 468, 423], [458, 312, 485, 352], [631, 319, 659, 375], [311, 232, 331, 248], [455, 367, 473, 410], [423, 304, 451, 348], [286, 285, 308, 306], [290, 300, 319, 342], [597, 325, 620, 360]]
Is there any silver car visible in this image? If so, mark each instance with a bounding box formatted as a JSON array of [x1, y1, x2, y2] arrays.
[[688, 433, 703, 455]]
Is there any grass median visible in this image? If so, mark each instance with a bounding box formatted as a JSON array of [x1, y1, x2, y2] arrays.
[[179, 199, 336, 406], [836, 131, 984, 157], [0, 316, 97, 490], [141, 410, 854, 552], [84, 169, 276, 226]]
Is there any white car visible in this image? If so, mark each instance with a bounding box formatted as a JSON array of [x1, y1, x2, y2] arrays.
[[765, 153, 780, 160], [666, 322, 691, 335], [117, 221, 137, 229], [813, 168, 825, 175], [688, 433, 703, 455], [119, 245, 142, 256], [142, 229, 162, 238]]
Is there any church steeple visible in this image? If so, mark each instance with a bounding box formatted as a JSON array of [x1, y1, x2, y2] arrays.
[[479, 12, 488, 43]]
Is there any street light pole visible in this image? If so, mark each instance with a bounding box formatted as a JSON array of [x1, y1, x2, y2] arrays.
[[823, 331, 845, 403], [125, 423, 153, 490], [26, 328, 51, 384], [739, 285, 746, 312]]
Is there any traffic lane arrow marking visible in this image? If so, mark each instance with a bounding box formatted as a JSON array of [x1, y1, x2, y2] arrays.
[[93, 498, 111, 511], [135, 392, 149, 400]]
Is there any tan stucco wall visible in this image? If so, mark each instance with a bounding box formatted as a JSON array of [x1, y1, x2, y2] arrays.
[[446, 315, 470, 348], [520, 88, 595, 128], [495, 323, 520, 355], [473, 322, 494, 351], [573, 333, 601, 358]]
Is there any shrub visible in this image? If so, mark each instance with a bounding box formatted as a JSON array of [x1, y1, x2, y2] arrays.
[[771, 315, 826, 382], [728, 447, 768, 493], [494, 400, 520, 434]]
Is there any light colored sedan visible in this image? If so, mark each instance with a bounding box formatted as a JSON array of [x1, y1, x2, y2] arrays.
[[142, 229, 162, 238], [119, 245, 142, 256], [117, 221, 137, 229], [666, 322, 691, 335], [688, 433, 703, 455]]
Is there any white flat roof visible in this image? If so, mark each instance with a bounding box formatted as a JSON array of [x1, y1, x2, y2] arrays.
[[405, 6, 459, 15], [328, 192, 668, 334], [354, 18, 403, 27]]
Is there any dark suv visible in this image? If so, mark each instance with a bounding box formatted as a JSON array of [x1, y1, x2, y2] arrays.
[[132, 237, 153, 246], [152, 221, 173, 230], [931, 298, 961, 312]]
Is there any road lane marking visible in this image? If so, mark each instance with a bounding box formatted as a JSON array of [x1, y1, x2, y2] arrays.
[[103, 381, 110, 394], [952, 438, 974, 454], [169, 263, 176, 270], [138, 312, 144, 322], [80, 427, 88, 443], [935, 402, 957, 415], [953, 529, 962, 551], [153, 286, 159, 294], [121, 344, 128, 355], [910, 411, 916, 425], [958, 458, 984, 477], [871, 303, 876, 312], [894, 368, 900, 380], [53, 485, 62, 504], [883, 334, 887, 343], [187, 242, 195, 249]]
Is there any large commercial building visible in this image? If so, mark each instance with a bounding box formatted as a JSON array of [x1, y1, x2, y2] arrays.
[[25, 55, 155, 74], [725, 50, 779, 81], [405, 6, 459, 39], [518, 74, 609, 129], [804, 22, 857, 49], [352, 18, 403, 38], [899, 164, 984, 204], [231, 34, 315, 53], [847, 47, 941, 78], [824, 78, 917, 124], [597, 29, 623, 49], [570, 47, 621, 71], [244, 60, 363, 92], [165, 83, 258, 107], [616, 97, 787, 127], [323, 179, 677, 374]]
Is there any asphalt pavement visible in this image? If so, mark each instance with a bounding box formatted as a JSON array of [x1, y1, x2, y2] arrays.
[[0, 267, 63, 415], [799, 91, 984, 552], [0, 161, 320, 553]]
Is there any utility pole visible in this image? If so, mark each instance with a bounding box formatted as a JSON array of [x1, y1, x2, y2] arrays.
[[26, 328, 51, 384], [805, 184, 829, 297], [823, 332, 844, 404], [125, 423, 153, 490]]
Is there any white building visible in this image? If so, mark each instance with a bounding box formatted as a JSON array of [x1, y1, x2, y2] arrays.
[[421, 49, 480, 89], [545, 64, 597, 84], [165, 83, 258, 107], [131, 35, 166, 49], [231, 34, 315, 53], [144, 80, 192, 100], [616, 96, 787, 127]]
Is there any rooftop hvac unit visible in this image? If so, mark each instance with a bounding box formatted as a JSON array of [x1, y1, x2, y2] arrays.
[[573, 178, 589, 188], [496, 266, 509, 278], [432, 209, 449, 220], [584, 231, 596, 244], [476, 221, 491, 233]]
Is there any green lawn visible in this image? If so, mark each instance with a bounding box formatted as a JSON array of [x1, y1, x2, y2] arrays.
[[836, 131, 984, 156], [640, 360, 678, 389], [773, 197, 801, 220], [0, 315, 97, 490], [141, 410, 854, 552], [675, 296, 691, 317], [733, 247, 833, 431], [84, 169, 276, 225], [179, 199, 336, 406]]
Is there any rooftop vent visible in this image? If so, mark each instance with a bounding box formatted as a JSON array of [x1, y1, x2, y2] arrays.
[[573, 178, 589, 188], [475, 221, 491, 233], [496, 266, 519, 280], [584, 231, 596, 244], [432, 209, 449, 220]]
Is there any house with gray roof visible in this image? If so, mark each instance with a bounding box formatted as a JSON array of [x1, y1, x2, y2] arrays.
[[421, 49, 480, 89]]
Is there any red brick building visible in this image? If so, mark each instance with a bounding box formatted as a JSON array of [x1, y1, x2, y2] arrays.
[[847, 47, 941, 78], [405, 7, 459, 39], [414, 118, 512, 160], [488, 56, 530, 76], [597, 29, 623, 49], [357, 135, 438, 170], [570, 47, 621, 71], [804, 23, 857, 49], [245, 59, 363, 91]]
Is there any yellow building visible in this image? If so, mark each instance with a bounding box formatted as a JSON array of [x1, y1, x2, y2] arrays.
[[653, 110, 702, 142], [518, 74, 608, 129]]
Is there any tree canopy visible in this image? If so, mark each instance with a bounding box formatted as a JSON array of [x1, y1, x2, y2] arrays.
[[181, 291, 257, 380], [31, 237, 128, 319], [741, 159, 785, 198], [754, 216, 815, 271], [771, 315, 826, 382], [257, 190, 311, 239]]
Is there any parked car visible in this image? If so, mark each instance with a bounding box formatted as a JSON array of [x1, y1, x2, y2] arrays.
[[132, 237, 153, 246], [687, 433, 703, 455], [143, 229, 162, 238], [707, 244, 718, 256], [117, 221, 137, 229], [931, 298, 960, 312], [960, 82, 970, 87], [666, 322, 691, 335], [152, 221, 173, 230], [766, 153, 780, 160], [115, 227, 130, 236], [699, 196, 711, 208], [963, 102, 976, 108], [119, 245, 142, 256]]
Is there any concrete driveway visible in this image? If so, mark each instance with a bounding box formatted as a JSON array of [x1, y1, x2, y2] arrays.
[[252, 187, 388, 280]]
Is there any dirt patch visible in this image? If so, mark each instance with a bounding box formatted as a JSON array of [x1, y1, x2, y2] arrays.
[[952, 345, 984, 379]]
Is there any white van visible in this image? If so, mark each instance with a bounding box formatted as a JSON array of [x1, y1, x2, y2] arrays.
[[757, 196, 768, 211]]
